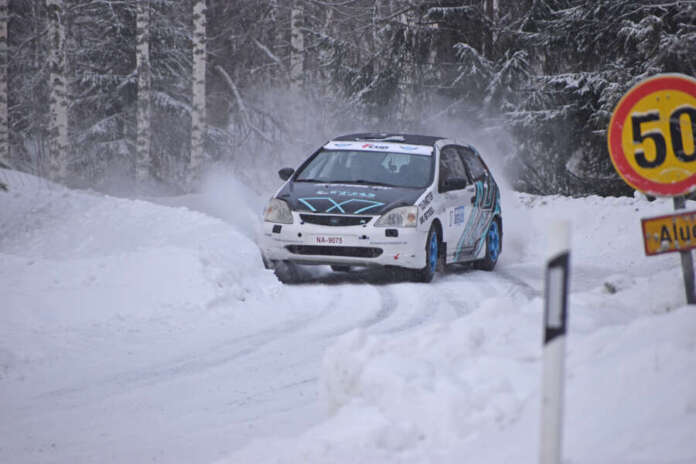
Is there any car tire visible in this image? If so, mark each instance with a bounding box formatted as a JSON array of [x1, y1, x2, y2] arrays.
[[330, 265, 351, 272], [475, 218, 501, 271], [273, 260, 300, 284], [413, 225, 440, 283]]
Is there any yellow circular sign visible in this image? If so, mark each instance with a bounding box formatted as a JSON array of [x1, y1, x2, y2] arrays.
[[608, 74, 696, 196], [620, 89, 696, 183]]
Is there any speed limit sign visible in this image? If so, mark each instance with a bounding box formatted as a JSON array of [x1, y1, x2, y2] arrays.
[[607, 74, 696, 197]]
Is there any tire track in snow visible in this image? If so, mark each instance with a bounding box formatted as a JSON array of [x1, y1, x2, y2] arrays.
[[495, 267, 541, 299], [316, 284, 397, 339], [225, 377, 317, 409], [382, 266, 541, 334], [359, 286, 398, 330], [31, 267, 541, 421], [380, 283, 441, 334], [31, 301, 331, 404]]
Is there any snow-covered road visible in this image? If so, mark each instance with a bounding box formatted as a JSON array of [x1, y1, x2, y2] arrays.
[[1, 170, 694, 463]]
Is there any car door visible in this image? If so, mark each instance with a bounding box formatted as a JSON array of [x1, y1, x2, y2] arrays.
[[458, 146, 497, 256], [437, 145, 476, 263]]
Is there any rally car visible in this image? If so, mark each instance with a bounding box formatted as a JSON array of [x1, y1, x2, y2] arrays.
[[259, 133, 502, 283]]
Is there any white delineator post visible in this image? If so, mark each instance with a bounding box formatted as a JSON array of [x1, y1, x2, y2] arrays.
[[540, 221, 570, 464]]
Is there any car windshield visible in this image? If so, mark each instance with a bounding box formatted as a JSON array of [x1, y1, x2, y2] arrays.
[[295, 149, 433, 188]]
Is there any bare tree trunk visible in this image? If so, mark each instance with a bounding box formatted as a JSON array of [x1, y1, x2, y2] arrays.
[[0, 0, 8, 173], [270, 0, 285, 84], [47, 0, 69, 183], [289, 0, 304, 92], [483, 0, 498, 59], [189, 0, 207, 187], [136, 0, 151, 184], [317, 5, 334, 87]]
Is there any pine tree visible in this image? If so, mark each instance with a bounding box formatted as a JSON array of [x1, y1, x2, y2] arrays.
[[508, 0, 696, 195]]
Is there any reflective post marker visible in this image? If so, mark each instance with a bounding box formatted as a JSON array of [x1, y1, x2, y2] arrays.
[[540, 221, 570, 464]]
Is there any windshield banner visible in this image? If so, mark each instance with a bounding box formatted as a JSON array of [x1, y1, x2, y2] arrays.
[[324, 141, 433, 156]]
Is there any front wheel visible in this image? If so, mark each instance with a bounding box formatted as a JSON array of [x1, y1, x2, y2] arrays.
[[273, 260, 300, 284], [413, 226, 440, 283], [475, 218, 501, 271]]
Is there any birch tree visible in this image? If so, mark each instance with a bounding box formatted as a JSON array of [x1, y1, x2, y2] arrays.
[[289, 0, 304, 92], [268, 0, 286, 85], [0, 0, 7, 174], [47, 0, 69, 183], [136, 0, 151, 184], [189, 0, 206, 186], [483, 0, 495, 58]]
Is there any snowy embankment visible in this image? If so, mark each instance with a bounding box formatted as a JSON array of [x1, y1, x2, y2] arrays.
[[1, 169, 694, 463], [0, 169, 292, 463], [226, 194, 696, 463], [0, 170, 261, 371]]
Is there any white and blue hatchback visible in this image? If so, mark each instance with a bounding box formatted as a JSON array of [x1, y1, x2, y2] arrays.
[[259, 133, 502, 283]]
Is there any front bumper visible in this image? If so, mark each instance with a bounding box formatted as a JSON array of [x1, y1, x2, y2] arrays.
[[259, 213, 428, 269]]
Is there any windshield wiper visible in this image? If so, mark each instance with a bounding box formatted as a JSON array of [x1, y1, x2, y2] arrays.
[[295, 178, 328, 183]]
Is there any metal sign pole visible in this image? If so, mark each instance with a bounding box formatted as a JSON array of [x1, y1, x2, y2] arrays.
[[674, 196, 696, 304]]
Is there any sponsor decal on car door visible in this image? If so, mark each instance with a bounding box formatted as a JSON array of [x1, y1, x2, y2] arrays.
[[451, 147, 498, 261], [451, 182, 482, 261], [438, 146, 474, 263]]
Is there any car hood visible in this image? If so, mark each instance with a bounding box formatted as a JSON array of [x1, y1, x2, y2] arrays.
[[277, 181, 426, 216]]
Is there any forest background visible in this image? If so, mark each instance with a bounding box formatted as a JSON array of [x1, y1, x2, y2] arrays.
[[1, 0, 695, 196]]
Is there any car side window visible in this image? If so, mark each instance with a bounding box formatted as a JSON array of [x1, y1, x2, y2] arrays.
[[439, 146, 470, 191], [459, 146, 487, 181]]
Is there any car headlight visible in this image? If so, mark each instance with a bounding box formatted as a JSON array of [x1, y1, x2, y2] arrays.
[[374, 206, 418, 228], [264, 198, 293, 224]]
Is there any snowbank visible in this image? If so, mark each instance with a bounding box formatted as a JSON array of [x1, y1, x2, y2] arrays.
[[226, 193, 696, 463], [0, 169, 283, 463]]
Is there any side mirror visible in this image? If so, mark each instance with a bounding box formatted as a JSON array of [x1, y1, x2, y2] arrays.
[[444, 177, 469, 190], [278, 167, 294, 181]]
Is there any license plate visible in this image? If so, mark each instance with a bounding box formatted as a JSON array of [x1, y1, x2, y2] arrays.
[[315, 235, 343, 245]]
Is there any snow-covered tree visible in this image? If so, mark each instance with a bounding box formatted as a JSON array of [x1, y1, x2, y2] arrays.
[[508, 0, 696, 195]]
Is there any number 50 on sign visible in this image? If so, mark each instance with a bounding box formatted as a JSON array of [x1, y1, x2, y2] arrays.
[[608, 74, 696, 197]]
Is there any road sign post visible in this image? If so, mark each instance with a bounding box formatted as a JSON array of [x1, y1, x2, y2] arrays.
[[608, 73, 696, 305], [674, 196, 696, 304]]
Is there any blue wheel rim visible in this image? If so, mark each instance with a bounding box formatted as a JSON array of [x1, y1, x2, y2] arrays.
[[429, 232, 438, 273], [488, 221, 500, 262]]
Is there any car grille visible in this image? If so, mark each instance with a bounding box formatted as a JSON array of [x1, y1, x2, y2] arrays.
[[299, 214, 372, 227], [286, 245, 383, 258]]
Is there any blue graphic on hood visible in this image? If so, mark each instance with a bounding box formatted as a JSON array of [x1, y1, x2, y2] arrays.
[[298, 197, 385, 214], [277, 181, 425, 215]]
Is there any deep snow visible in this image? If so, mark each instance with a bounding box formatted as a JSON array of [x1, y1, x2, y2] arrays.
[[1, 169, 694, 463]]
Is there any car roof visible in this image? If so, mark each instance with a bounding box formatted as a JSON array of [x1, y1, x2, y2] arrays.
[[331, 133, 446, 147]]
